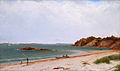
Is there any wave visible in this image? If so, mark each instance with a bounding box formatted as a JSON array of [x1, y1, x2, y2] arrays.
[[0, 57, 44, 62]]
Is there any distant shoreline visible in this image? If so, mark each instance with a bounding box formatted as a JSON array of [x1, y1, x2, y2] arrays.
[[0, 43, 73, 45]]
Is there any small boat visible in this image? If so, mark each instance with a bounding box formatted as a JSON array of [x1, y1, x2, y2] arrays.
[[8, 42, 11, 46], [56, 55, 69, 59], [56, 57, 62, 59]]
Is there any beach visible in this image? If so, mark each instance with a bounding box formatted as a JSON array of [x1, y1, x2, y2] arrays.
[[0, 50, 120, 71], [0, 0, 120, 71]]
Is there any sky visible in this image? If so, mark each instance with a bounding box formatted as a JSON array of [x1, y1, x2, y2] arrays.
[[0, 0, 120, 44]]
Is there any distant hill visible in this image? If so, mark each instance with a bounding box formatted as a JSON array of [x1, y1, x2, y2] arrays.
[[0, 43, 72, 45], [72, 36, 120, 50], [56, 43, 73, 45], [0, 43, 41, 45]]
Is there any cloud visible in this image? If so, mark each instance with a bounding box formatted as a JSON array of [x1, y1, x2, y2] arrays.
[[0, 0, 120, 43]]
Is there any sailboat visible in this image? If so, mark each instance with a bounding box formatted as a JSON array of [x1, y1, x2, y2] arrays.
[[8, 42, 11, 46]]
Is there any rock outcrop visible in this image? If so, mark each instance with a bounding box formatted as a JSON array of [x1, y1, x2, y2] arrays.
[[72, 36, 120, 50], [83, 39, 98, 47], [110, 40, 120, 50], [19, 47, 49, 51]]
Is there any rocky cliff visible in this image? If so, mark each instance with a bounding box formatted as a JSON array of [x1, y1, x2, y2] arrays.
[[72, 36, 120, 50]]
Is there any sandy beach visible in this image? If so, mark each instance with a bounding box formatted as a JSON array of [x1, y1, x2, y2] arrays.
[[0, 50, 120, 71]]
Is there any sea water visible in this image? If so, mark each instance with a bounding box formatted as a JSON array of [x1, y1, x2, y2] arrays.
[[0, 44, 110, 65]]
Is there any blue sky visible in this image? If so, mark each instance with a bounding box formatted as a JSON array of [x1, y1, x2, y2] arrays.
[[0, 0, 120, 43]]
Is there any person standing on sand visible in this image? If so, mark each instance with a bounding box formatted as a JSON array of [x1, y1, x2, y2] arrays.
[[62, 55, 65, 57], [27, 57, 28, 65], [66, 54, 68, 57], [65, 54, 69, 58], [21, 60, 22, 64]]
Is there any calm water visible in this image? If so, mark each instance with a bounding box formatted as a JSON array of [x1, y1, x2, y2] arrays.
[[0, 44, 110, 64]]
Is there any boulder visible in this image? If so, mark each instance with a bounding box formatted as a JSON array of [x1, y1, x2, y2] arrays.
[[19, 47, 35, 50]]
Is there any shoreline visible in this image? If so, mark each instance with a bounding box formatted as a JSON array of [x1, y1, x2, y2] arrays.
[[0, 50, 119, 70], [0, 50, 89, 66]]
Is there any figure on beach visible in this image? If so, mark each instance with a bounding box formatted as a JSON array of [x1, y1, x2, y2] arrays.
[[27, 57, 28, 65], [62, 55, 65, 57], [62, 54, 69, 58], [20, 60, 22, 64], [65, 54, 69, 57]]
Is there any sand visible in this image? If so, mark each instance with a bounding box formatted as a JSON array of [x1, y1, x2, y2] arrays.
[[0, 50, 120, 71]]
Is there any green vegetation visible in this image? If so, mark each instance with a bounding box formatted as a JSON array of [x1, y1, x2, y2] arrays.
[[113, 64, 120, 71], [94, 54, 120, 64], [108, 54, 120, 61], [94, 56, 110, 64]]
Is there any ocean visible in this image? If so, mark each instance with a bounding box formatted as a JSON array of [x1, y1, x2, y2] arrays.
[[0, 44, 110, 65]]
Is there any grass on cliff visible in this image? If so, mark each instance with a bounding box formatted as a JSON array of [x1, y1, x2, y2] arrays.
[[94, 54, 120, 64], [113, 64, 120, 71]]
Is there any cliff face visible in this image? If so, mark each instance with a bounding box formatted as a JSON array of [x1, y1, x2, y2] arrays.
[[72, 36, 120, 50], [110, 40, 120, 50]]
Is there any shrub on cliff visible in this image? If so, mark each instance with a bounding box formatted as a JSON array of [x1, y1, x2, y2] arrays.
[[103, 35, 119, 41]]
